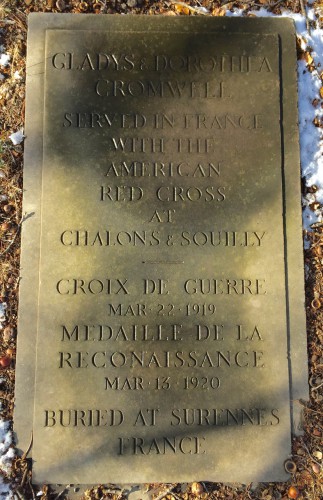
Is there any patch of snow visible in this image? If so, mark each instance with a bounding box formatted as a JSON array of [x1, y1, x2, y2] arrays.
[[0, 74, 4, 81], [298, 59, 323, 185], [225, 8, 244, 17], [310, 25, 323, 72], [0, 420, 14, 499], [280, 8, 323, 222], [195, 6, 209, 15], [0, 304, 6, 330], [9, 129, 24, 146], [13, 71, 21, 81], [0, 483, 12, 500], [0, 54, 10, 68]]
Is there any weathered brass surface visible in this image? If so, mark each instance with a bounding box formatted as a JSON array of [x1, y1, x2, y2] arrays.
[[15, 15, 307, 484]]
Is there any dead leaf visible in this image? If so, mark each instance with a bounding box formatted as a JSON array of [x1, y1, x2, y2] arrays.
[[305, 52, 314, 65], [212, 7, 226, 16], [174, 3, 190, 15], [297, 35, 308, 51], [313, 117, 322, 128]]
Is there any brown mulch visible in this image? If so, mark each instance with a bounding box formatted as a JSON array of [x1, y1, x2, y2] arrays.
[[0, 0, 322, 499]]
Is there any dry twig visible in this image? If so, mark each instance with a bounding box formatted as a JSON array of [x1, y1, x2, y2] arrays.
[[21, 432, 33, 461], [15, 489, 27, 500], [0, 212, 25, 257], [268, 0, 285, 11], [28, 478, 36, 500], [302, 441, 322, 467], [300, 0, 311, 34]]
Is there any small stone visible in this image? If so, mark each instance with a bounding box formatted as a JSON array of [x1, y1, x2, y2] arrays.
[[3, 326, 15, 342], [313, 428, 322, 437], [191, 482, 204, 495], [313, 450, 322, 460], [25, 0, 33, 5], [127, 0, 137, 7], [0, 222, 11, 232], [312, 462, 320, 474], [3, 204, 14, 214], [0, 356, 11, 368]]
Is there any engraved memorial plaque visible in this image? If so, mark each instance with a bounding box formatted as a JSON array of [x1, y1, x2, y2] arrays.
[[15, 15, 308, 484]]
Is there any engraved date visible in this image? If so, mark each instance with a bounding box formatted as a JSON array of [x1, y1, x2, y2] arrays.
[[184, 376, 220, 390], [156, 303, 216, 316]]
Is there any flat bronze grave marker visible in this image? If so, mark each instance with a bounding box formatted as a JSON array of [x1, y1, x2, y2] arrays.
[[15, 14, 308, 484]]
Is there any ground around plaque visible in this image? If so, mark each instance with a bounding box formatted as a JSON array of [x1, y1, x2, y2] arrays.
[[0, 0, 322, 499]]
